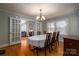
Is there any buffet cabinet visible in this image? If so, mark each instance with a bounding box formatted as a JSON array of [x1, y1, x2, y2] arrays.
[[9, 17, 21, 45], [63, 36, 79, 56]]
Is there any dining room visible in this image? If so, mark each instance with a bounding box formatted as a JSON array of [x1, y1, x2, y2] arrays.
[[0, 3, 79, 56]]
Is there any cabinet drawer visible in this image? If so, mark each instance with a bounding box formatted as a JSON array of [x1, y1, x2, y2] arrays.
[[64, 39, 78, 47]]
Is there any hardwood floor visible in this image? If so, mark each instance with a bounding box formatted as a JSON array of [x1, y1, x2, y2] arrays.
[[0, 37, 64, 56]]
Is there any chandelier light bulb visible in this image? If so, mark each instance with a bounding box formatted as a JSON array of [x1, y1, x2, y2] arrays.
[[42, 16, 45, 20], [36, 16, 39, 20]]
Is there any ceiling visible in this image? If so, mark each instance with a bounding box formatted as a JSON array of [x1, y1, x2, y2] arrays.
[[0, 3, 79, 20]]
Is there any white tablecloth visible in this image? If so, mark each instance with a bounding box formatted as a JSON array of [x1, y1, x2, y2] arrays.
[[28, 35, 46, 48]]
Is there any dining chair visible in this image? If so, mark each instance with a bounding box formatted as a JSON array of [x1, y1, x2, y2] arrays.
[[50, 32, 57, 50], [29, 31, 34, 36], [46, 33, 52, 52], [55, 32, 60, 47]]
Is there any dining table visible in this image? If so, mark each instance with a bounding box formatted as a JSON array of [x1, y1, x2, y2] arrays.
[[28, 34, 46, 48]]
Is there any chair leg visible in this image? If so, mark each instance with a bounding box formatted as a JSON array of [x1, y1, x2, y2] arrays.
[[37, 51, 38, 56], [51, 43, 53, 50], [52, 43, 55, 49], [49, 45, 51, 52], [51, 43, 52, 48], [36, 47, 39, 56], [54, 41, 57, 47], [45, 47, 46, 56]]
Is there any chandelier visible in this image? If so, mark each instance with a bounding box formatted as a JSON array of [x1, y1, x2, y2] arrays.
[[36, 9, 46, 21]]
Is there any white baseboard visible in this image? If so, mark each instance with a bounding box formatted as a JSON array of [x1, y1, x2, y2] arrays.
[[0, 41, 21, 48], [0, 43, 9, 48], [10, 41, 21, 45]]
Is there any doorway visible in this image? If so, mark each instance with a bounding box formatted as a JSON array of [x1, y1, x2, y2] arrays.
[[21, 20, 27, 37]]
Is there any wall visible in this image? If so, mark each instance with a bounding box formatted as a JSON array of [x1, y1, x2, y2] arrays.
[[77, 10, 79, 37], [0, 13, 9, 47], [67, 15, 78, 36], [0, 10, 41, 48], [78, 18, 79, 37]]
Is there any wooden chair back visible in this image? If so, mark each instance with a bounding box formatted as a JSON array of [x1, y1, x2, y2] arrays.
[[56, 32, 60, 41], [45, 33, 52, 47], [51, 32, 56, 43]]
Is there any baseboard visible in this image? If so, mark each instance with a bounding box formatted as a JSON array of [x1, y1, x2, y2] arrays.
[[10, 41, 21, 45], [0, 41, 21, 48], [0, 43, 9, 48]]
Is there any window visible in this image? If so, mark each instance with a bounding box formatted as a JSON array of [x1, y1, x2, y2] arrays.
[[47, 20, 67, 35], [56, 21, 67, 35], [47, 22, 55, 33]]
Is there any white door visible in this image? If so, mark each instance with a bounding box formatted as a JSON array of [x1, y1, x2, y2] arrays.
[[9, 17, 21, 45]]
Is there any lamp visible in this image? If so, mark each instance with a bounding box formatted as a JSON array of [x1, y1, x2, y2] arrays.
[[36, 9, 46, 21]]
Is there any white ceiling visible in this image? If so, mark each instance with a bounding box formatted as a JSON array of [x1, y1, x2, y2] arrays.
[[0, 3, 79, 20]]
